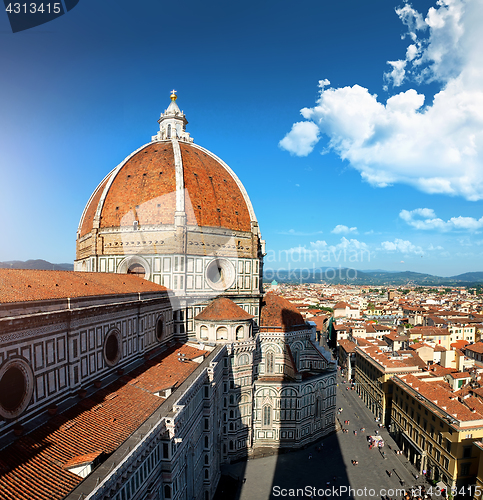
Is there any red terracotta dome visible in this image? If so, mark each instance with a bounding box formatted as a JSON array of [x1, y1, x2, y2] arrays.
[[195, 297, 254, 321], [260, 293, 305, 331], [79, 141, 255, 237]]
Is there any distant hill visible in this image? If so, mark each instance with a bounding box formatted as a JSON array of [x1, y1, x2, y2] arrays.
[[2, 261, 483, 287], [263, 267, 483, 286], [0, 260, 74, 271], [450, 271, 483, 282]]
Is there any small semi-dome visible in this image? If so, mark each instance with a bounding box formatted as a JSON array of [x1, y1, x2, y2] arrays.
[[194, 297, 254, 343], [260, 293, 305, 331], [195, 297, 253, 321]]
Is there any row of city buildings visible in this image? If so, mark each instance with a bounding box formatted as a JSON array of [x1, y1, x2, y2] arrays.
[[332, 296, 483, 496]]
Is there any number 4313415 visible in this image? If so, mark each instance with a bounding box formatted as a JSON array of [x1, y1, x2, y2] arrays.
[[5, 3, 61, 14]]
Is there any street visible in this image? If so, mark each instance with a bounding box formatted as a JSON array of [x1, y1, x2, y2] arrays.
[[220, 371, 427, 499]]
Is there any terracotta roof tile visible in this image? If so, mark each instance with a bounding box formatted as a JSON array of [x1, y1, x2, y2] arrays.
[[409, 342, 435, 350], [397, 373, 483, 422], [0, 269, 165, 304], [333, 301, 350, 309], [180, 143, 251, 231], [428, 363, 457, 376], [311, 315, 328, 330], [79, 177, 109, 237], [450, 340, 470, 349], [80, 142, 253, 236], [0, 343, 208, 500], [99, 143, 177, 229], [409, 326, 449, 336], [465, 342, 483, 354], [338, 339, 357, 353], [63, 451, 103, 469], [195, 297, 253, 321], [260, 293, 305, 331]]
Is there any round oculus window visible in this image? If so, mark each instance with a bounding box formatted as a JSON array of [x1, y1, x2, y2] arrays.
[[155, 317, 164, 342], [205, 258, 235, 291], [127, 263, 146, 277], [0, 359, 34, 419], [103, 329, 121, 367]]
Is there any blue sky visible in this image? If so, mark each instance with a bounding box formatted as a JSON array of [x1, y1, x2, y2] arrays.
[[0, 0, 482, 277]]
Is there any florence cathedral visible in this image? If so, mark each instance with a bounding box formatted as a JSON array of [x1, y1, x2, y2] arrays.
[[0, 92, 336, 500]]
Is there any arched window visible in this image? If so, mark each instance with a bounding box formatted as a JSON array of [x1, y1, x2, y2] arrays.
[[229, 422, 234, 431], [167, 124, 171, 139], [263, 405, 271, 426], [200, 326, 208, 340], [164, 485, 172, 499], [266, 351, 274, 374], [216, 326, 228, 340], [238, 354, 249, 366], [236, 326, 244, 340], [229, 440, 234, 450], [204, 469, 209, 479]]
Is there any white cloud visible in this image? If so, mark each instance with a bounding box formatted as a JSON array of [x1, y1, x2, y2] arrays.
[[386, 0, 466, 86], [280, 237, 371, 265], [279, 0, 483, 201], [332, 224, 358, 234], [308, 237, 369, 253], [384, 60, 407, 88], [400, 208, 483, 231], [279, 121, 320, 157], [380, 238, 424, 254], [395, 3, 427, 33], [278, 228, 324, 236]]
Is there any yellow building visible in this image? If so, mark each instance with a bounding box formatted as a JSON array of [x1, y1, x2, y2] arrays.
[[472, 441, 483, 500], [447, 321, 476, 343], [407, 326, 452, 350], [354, 346, 423, 424], [391, 373, 483, 491]]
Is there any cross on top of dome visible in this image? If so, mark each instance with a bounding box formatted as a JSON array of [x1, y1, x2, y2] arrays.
[[152, 91, 193, 143]]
